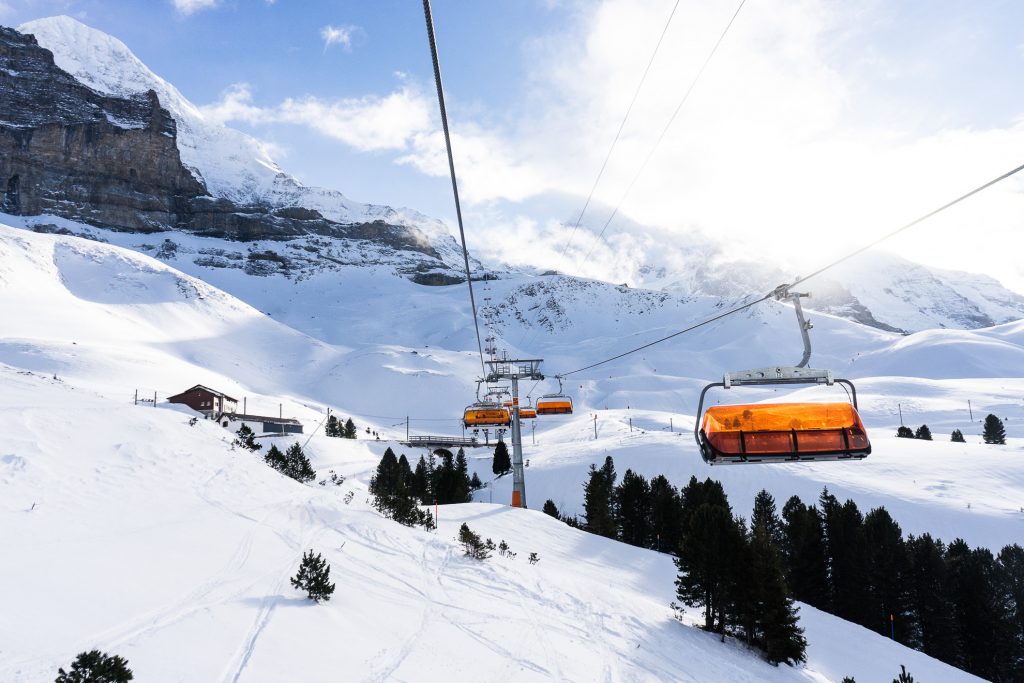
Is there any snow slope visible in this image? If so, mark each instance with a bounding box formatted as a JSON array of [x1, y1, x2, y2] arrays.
[[1, 221, 1020, 681], [0, 368, 987, 683]]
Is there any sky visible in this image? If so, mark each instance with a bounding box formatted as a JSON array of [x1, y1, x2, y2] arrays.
[[2, 0, 1024, 292]]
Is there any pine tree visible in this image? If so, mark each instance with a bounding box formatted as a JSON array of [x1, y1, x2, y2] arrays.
[[492, 440, 512, 476], [615, 469, 651, 547], [863, 507, 913, 644], [781, 496, 830, 610], [751, 489, 784, 551], [284, 443, 316, 483], [648, 474, 682, 554], [432, 449, 455, 504], [821, 493, 871, 626], [542, 499, 560, 519], [263, 444, 288, 473], [583, 456, 617, 538], [412, 455, 430, 503], [896, 426, 914, 438], [344, 417, 357, 439], [983, 414, 1006, 444], [675, 501, 743, 632], [234, 424, 262, 451], [951, 429, 966, 443], [996, 544, 1024, 680], [370, 448, 399, 497], [947, 539, 1018, 680], [56, 650, 133, 682], [325, 415, 340, 437], [914, 424, 932, 441], [470, 472, 482, 490], [453, 448, 472, 503], [906, 533, 961, 664], [749, 520, 807, 664], [290, 549, 335, 602]]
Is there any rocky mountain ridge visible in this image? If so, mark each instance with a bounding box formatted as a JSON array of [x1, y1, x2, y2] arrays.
[[0, 22, 467, 284]]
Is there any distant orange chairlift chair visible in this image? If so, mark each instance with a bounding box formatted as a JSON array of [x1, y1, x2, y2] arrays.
[[694, 288, 871, 465], [535, 377, 574, 415]]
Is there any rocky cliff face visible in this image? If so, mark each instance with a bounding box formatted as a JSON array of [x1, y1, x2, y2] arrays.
[[0, 26, 203, 230], [0, 24, 448, 265]]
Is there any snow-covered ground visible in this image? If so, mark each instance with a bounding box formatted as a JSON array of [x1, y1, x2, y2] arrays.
[[1, 224, 1018, 681]]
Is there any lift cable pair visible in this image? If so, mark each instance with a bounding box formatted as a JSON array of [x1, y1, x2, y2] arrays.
[[557, 160, 1024, 379]]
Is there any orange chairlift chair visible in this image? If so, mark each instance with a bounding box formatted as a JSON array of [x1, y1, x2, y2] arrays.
[[463, 383, 512, 428], [535, 377, 573, 415], [694, 288, 871, 465]]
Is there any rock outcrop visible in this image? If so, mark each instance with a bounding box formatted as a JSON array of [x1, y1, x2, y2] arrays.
[[0, 24, 444, 261]]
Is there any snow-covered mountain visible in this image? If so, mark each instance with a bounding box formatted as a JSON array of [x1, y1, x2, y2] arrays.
[[14, 15, 1024, 334]]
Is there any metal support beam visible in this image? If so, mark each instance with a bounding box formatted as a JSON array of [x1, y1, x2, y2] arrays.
[[483, 358, 543, 508]]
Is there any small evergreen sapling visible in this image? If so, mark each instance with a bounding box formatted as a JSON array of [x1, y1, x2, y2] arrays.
[[344, 418, 357, 439], [951, 429, 966, 443], [914, 424, 933, 441], [896, 426, 914, 438], [290, 549, 335, 602], [492, 440, 511, 476], [528, 552, 539, 565], [263, 444, 287, 473], [55, 650, 133, 682], [983, 414, 1006, 444], [892, 665, 914, 683], [284, 443, 316, 483], [542, 499, 560, 520], [234, 424, 261, 451], [458, 523, 492, 560]]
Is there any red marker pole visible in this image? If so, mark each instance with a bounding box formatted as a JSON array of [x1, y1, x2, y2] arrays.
[[890, 613, 895, 640], [435, 499, 439, 532]]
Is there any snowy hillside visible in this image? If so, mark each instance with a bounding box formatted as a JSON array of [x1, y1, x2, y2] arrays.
[[2, 222, 1022, 681]]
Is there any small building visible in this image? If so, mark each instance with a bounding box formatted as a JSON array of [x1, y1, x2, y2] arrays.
[[167, 385, 238, 416], [222, 413, 303, 436]]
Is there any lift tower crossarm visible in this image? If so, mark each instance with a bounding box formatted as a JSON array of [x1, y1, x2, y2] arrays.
[[483, 358, 543, 508]]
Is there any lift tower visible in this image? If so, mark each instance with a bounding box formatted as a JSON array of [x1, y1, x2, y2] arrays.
[[484, 357, 543, 508]]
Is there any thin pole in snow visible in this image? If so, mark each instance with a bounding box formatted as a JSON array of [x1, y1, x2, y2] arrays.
[[968, 400, 974, 421], [280, 403, 282, 419], [244, 397, 247, 415], [629, 417, 633, 432], [890, 613, 895, 640], [153, 391, 157, 407], [134, 389, 138, 405], [898, 403, 903, 426], [670, 417, 674, 433], [593, 414, 598, 439], [407, 416, 410, 441]]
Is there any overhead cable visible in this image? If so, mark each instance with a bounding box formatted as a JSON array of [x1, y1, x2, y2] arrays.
[[581, 0, 748, 264], [423, 0, 486, 374], [557, 0, 683, 263], [560, 160, 1024, 377]]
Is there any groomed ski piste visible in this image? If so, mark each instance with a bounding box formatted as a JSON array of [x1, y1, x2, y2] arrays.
[[3, 224, 1020, 682]]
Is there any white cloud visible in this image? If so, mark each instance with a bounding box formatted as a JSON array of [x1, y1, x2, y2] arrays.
[[200, 82, 433, 153], [320, 24, 358, 52], [199, 0, 1024, 290], [171, 0, 218, 15]]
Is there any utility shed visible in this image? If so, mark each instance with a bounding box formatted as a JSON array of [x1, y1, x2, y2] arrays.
[[166, 385, 238, 416], [222, 413, 303, 436]]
